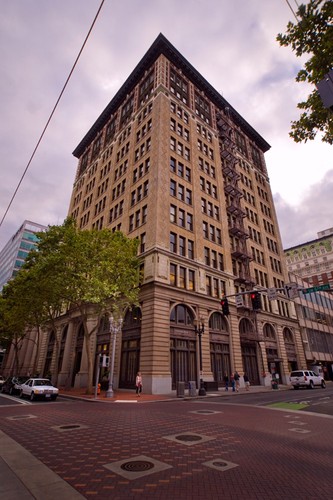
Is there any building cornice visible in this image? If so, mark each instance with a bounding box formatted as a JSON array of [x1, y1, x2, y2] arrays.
[[73, 33, 270, 158]]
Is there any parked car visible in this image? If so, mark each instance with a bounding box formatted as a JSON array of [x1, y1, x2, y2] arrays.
[[1, 376, 29, 395], [290, 370, 326, 389], [19, 378, 59, 401], [0, 375, 5, 388]]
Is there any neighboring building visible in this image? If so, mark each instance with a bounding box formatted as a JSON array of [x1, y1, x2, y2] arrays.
[[285, 228, 333, 290], [3, 34, 305, 391], [0, 220, 47, 372], [0, 220, 47, 292], [287, 272, 333, 381]]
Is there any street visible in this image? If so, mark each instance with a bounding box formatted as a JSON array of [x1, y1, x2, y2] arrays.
[[1, 385, 333, 499]]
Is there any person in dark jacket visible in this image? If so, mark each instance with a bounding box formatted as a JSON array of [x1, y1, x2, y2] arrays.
[[223, 372, 229, 391]]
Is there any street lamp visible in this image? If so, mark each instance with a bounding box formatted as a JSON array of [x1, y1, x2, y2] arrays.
[[105, 315, 123, 398], [193, 317, 206, 396]]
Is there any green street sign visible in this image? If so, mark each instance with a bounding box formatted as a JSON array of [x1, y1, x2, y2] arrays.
[[302, 284, 331, 294]]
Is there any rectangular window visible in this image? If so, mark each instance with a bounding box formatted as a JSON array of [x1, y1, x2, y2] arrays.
[[129, 214, 134, 232], [188, 269, 195, 291], [170, 157, 176, 173], [170, 263, 177, 286], [142, 205, 147, 224], [185, 189, 192, 205], [178, 208, 185, 227], [187, 213, 193, 231], [179, 267, 186, 288], [178, 184, 185, 201], [170, 179, 176, 197], [179, 236, 186, 256], [170, 204, 176, 223], [188, 240, 194, 259], [170, 232, 177, 253], [206, 275, 212, 296], [204, 247, 210, 266], [140, 232, 146, 253], [203, 221, 208, 238]]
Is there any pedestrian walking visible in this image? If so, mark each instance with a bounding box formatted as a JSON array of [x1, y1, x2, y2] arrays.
[[244, 372, 250, 391], [223, 372, 229, 391], [135, 371, 143, 397], [234, 371, 240, 392], [230, 372, 236, 392]]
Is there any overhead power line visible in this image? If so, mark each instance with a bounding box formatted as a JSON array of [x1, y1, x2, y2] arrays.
[[285, 0, 300, 22], [0, 0, 106, 230]]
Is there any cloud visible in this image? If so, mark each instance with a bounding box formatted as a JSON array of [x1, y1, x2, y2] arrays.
[[274, 170, 333, 248], [0, 0, 331, 254]]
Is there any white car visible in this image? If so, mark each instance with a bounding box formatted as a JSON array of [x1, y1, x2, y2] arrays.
[[19, 378, 59, 401], [290, 370, 326, 389]]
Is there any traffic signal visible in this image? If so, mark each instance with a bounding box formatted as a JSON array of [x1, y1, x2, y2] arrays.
[[250, 291, 261, 311], [221, 298, 230, 315]]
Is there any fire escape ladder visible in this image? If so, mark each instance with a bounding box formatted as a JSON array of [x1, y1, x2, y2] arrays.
[[217, 111, 254, 288]]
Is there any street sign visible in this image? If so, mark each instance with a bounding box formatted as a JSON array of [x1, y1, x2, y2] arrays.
[[302, 284, 331, 294], [285, 282, 299, 299], [267, 287, 277, 300], [235, 294, 244, 307]]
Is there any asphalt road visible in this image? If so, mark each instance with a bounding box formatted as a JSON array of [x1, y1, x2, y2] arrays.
[[211, 384, 333, 416]]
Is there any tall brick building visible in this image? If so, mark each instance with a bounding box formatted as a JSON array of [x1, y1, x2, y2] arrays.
[[62, 33, 304, 393], [4, 34, 306, 393]]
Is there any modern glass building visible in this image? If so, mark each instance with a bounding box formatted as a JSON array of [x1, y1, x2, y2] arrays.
[[0, 220, 47, 291]]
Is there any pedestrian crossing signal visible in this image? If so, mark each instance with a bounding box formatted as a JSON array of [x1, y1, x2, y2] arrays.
[[221, 298, 230, 315]]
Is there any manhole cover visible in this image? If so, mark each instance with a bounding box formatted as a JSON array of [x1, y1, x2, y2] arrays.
[[176, 434, 202, 442], [121, 460, 154, 472], [196, 410, 215, 414], [212, 460, 228, 467], [59, 425, 81, 430]]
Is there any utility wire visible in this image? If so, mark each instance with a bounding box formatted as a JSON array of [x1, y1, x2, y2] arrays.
[[0, 0, 106, 230], [285, 0, 300, 22]]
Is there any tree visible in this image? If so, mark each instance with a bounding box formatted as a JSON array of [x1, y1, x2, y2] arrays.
[[26, 218, 141, 393], [277, 0, 333, 144], [0, 277, 38, 376]]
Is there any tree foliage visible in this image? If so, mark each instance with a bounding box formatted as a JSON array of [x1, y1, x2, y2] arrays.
[[277, 0, 333, 143], [1, 218, 141, 392]]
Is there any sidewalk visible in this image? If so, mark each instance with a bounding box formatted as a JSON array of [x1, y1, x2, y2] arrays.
[[59, 383, 285, 402]]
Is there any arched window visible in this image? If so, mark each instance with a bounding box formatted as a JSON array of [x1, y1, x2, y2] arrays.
[[170, 304, 193, 325], [283, 328, 294, 344], [209, 312, 228, 333], [263, 323, 276, 340]]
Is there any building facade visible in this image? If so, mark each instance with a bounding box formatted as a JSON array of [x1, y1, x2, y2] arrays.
[[287, 272, 333, 381], [285, 228, 333, 290], [3, 35, 306, 392], [0, 220, 47, 292], [0, 220, 47, 370]]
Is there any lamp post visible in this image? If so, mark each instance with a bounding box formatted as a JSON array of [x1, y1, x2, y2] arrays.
[[193, 318, 206, 396], [105, 316, 123, 398]]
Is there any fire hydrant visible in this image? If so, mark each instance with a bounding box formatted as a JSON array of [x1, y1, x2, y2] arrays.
[[97, 383, 101, 395]]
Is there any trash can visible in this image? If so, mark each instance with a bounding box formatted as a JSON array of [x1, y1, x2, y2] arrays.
[[271, 379, 278, 390], [189, 381, 197, 397], [176, 381, 185, 397]]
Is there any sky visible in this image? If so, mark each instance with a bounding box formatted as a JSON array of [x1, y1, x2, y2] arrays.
[[0, 0, 332, 251]]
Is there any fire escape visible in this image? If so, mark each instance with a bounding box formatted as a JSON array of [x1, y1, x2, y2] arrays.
[[217, 110, 255, 292]]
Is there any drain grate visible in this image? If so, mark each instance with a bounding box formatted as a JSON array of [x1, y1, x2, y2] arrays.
[[7, 415, 37, 421], [163, 432, 215, 446], [175, 434, 202, 442], [51, 423, 89, 433], [203, 458, 239, 472], [121, 460, 154, 472], [190, 410, 221, 415], [104, 455, 172, 480], [59, 425, 81, 430]]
